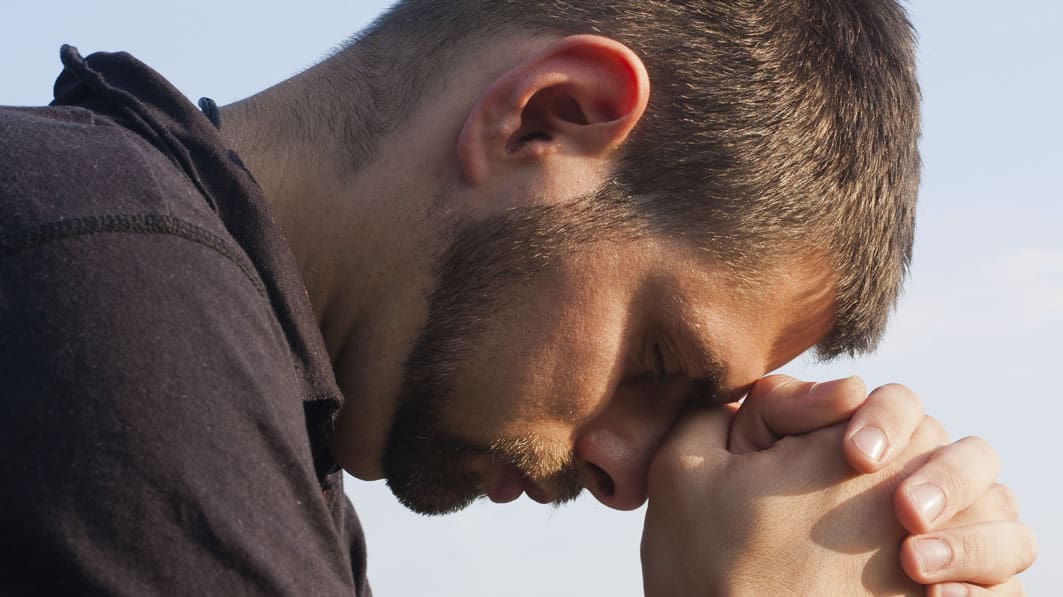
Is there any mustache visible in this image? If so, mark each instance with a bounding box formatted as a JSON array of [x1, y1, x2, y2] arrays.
[[487, 436, 584, 504]]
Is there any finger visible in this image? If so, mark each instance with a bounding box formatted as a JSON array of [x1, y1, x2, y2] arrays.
[[947, 484, 1020, 527], [648, 404, 738, 501], [901, 522, 1037, 586], [658, 403, 738, 463], [895, 436, 1000, 533], [929, 578, 1026, 596], [729, 375, 866, 453], [842, 383, 926, 473]]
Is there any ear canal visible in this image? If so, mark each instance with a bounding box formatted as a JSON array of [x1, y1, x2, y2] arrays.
[[507, 86, 592, 153]]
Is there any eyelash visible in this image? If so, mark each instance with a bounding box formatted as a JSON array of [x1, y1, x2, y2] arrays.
[[651, 342, 667, 381]]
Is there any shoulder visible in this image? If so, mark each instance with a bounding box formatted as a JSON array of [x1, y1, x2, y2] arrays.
[[1, 104, 261, 291], [0, 105, 222, 240], [0, 227, 286, 431], [0, 220, 358, 595]]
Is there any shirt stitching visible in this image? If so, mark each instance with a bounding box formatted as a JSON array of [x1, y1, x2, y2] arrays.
[[0, 213, 267, 298]]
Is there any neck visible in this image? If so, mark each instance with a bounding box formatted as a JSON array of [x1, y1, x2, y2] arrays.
[[219, 60, 375, 353], [216, 55, 459, 479], [218, 90, 344, 337]]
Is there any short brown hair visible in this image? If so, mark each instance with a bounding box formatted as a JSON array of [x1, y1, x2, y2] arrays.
[[326, 0, 920, 357]]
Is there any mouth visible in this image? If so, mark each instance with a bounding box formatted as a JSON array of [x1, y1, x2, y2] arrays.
[[486, 462, 525, 503], [521, 477, 553, 504], [484, 462, 557, 504]]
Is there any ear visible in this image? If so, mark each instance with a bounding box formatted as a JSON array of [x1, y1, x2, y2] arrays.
[[456, 35, 650, 195]]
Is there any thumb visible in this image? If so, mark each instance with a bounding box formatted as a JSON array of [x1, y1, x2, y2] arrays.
[[729, 374, 867, 453]]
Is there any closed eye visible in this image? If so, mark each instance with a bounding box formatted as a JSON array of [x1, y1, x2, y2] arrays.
[[651, 342, 667, 381]]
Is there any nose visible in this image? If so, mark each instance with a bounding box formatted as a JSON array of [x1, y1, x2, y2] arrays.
[[573, 384, 682, 511]]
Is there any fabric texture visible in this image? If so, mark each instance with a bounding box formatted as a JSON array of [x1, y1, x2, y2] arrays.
[[0, 46, 370, 596]]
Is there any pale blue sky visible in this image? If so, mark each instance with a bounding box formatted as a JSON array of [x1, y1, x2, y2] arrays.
[[3, 2, 1059, 594]]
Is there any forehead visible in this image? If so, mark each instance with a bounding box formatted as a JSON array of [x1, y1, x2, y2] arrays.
[[647, 239, 836, 393]]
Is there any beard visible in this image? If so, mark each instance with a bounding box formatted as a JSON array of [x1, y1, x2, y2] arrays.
[[380, 197, 642, 515], [382, 397, 583, 515]]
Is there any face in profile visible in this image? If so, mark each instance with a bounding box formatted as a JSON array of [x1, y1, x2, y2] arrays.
[[380, 200, 836, 515]]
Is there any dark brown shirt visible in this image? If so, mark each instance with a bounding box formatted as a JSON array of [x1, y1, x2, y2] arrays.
[[0, 46, 370, 596]]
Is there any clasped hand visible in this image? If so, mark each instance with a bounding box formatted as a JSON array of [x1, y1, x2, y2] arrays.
[[641, 376, 1037, 596]]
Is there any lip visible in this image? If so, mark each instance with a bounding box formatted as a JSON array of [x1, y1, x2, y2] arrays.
[[484, 462, 524, 504], [471, 450, 566, 506], [522, 478, 553, 504], [481, 460, 557, 505]]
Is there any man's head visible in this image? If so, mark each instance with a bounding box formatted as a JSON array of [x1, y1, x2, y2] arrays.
[[265, 1, 920, 514], [325, 0, 920, 357]]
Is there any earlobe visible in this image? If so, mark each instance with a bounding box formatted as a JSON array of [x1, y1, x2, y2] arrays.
[[457, 35, 650, 188]]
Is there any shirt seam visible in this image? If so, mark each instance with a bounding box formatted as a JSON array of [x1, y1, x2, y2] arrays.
[[0, 213, 267, 298]]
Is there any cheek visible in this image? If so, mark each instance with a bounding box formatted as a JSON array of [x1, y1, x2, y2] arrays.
[[444, 276, 632, 440]]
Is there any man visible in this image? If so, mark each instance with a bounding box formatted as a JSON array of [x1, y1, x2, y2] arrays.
[[0, 1, 1036, 595]]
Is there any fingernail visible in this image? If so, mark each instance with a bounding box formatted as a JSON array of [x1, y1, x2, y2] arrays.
[[939, 583, 969, 597], [916, 538, 952, 574], [910, 483, 946, 524], [850, 426, 887, 462]]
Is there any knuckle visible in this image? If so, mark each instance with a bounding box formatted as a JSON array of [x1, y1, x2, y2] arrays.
[[838, 375, 867, 401], [823, 376, 868, 413], [922, 414, 944, 434], [647, 442, 684, 487], [905, 418, 945, 461], [873, 381, 912, 394], [646, 442, 716, 502], [991, 484, 1020, 520], [870, 382, 919, 407], [958, 531, 989, 571], [959, 435, 1001, 474], [920, 414, 949, 444], [1019, 523, 1039, 571], [750, 374, 798, 398]]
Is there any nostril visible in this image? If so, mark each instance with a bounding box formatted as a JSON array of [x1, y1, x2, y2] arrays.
[[587, 462, 615, 497]]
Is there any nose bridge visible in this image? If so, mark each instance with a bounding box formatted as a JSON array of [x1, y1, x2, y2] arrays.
[[573, 384, 683, 511]]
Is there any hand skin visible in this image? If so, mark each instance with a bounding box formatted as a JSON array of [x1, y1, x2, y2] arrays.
[[640, 376, 1036, 596]]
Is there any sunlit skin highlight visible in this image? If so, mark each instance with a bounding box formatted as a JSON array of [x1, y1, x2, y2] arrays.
[[381, 225, 836, 514]]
